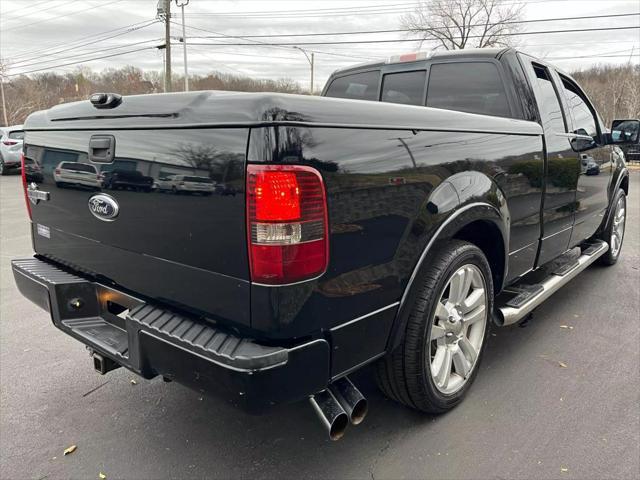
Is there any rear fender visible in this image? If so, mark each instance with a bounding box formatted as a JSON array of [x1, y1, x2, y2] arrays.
[[386, 172, 509, 351]]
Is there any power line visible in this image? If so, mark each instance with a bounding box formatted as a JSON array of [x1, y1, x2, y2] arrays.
[[170, 21, 375, 61], [179, 0, 615, 18], [6, 20, 160, 66], [2, 0, 127, 33], [6, 46, 159, 77], [1, 0, 76, 23], [184, 13, 640, 39], [187, 26, 640, 46], [6, 19, 158, 61], [8, 38, 164, 71], [183, 1, 423, 17], [0, 0, 55, 17]]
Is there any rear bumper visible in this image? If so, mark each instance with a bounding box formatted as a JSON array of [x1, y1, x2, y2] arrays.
[[11, 257, 330, 413], [1, 157, 21, 168]]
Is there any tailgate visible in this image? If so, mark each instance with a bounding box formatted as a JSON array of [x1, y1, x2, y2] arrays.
[[24, 128, 250, 326]]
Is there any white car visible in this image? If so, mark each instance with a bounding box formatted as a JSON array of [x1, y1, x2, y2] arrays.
[[53, 161, 102, 189], [169, 175, 215, 195], [0, 125, 24, 175]]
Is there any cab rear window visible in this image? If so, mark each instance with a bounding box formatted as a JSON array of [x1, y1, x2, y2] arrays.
[[325, 71, 380, 101], [426, 62, 511, 117], [381, 70, 427, 106]]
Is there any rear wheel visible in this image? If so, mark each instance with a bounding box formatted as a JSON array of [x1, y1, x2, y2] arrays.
[[598, 188, 626, 265], [0, 158, 5, 175], [375, 240, 493, 413]]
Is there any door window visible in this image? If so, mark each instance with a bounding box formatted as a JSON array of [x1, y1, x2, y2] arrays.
[[559, 75, 599, 139], [380, 70, 426, 106], [426, 62, 511, 117], [531, 64, 566, 134]]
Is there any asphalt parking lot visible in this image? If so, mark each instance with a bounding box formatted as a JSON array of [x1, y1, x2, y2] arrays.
[[1, 172, 638, 480]]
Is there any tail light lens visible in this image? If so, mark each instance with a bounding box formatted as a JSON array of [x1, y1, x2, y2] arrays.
[[2, 140, 18, 146], [246, 164, 329, 285], [20, 154, 32, 219]]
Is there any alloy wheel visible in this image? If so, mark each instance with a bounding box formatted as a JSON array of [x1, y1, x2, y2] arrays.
[[610, 195, 626, 258], [429, 264, 488, 395]]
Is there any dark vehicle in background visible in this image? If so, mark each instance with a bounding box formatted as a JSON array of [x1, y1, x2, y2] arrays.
[[0, 125, 24, 175], [614, 119, 640, 163], [214, 182, 237, 196], [102, 169, 153, 192], [12, 48, 637, 441]]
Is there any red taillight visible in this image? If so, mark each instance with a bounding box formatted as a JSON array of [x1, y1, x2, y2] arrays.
[[20, 154, 32, 219], [3, 140, 18, 146], [55, 168, 61, 174], [246, 164, 328, 285]]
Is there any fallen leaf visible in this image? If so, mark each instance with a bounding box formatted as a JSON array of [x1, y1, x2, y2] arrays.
[[130, 379, 137, 385], [63, 445, 77, 456], [99, 472, 106, 479], [558, 361, 568, 368], [561, 467, 569, 473], [559, 325, 574, 330]]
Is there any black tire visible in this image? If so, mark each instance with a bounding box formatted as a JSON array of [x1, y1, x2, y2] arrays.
[[598, 188, 627, 266], [375, 240, 493, 414], [0, 158, 5, 176]]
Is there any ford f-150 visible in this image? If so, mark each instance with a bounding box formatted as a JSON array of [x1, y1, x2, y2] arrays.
[[12, 48, 638, 440]]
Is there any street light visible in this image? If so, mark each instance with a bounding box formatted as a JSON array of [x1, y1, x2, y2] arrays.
[[293, 46, 314, 94], [175, 0, 190, 92]]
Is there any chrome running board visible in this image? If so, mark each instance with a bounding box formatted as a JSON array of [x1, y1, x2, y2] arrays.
[[495, 240, 608, 326]]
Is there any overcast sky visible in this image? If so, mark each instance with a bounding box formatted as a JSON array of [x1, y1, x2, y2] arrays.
[[1, 0, 639, 90]]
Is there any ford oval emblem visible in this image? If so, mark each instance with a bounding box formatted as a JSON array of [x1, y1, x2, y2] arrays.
[[88, 194, 119, 221]]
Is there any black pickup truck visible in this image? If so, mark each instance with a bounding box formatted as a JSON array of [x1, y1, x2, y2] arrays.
[[12, 48, 638, 440]]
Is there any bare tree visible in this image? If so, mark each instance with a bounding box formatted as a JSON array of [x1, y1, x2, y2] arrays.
[[401, 0, 525, 50]]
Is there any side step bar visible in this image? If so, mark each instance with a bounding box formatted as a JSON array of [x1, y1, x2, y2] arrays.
[[496, 240, 608, 326]]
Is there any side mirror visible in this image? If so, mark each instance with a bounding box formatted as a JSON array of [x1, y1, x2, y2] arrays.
[[610, 119, 640, 145]]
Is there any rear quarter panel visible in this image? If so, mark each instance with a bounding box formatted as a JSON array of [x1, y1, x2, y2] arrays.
[[248, 125, 544, 352]]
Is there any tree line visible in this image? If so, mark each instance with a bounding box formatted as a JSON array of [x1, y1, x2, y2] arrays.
[[0, 66, 304, 126]]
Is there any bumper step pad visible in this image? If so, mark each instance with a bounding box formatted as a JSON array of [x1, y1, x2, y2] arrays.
[[128, 304, 287, 369]]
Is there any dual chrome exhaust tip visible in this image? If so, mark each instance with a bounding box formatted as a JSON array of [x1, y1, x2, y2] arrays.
[[309, 376, 368, 441]]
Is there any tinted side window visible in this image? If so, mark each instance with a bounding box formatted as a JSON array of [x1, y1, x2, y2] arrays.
[[560, 76, 598, 138], [325, 71, 380, 101], [426, 62, 511, 117], [381, 70, 426, 106], [532, 65, 566, 134]]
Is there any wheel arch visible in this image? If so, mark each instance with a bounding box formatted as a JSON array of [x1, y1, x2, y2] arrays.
[[600, 167, 629, 235], [387, 201, 508, 352]]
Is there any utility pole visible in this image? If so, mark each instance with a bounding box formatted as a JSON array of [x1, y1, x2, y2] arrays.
[[176, 0, 190, 92], [0, 73, 7, 127], [163, 0, 172, 92]]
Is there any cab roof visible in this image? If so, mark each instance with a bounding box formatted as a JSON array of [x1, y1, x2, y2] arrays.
[[330, 47, 511, 76]]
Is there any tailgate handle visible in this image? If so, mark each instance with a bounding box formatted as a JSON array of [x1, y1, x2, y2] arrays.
[[89, 135, 115, 163]]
